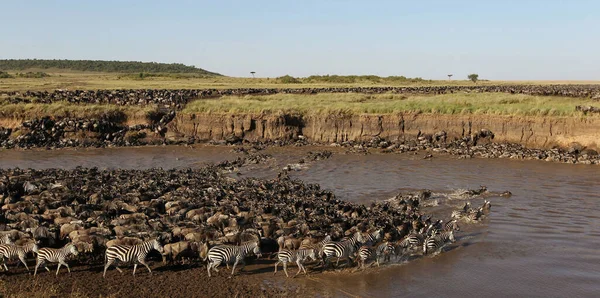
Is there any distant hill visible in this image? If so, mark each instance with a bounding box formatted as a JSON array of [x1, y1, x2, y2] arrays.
[[0, 59, 222, 76]]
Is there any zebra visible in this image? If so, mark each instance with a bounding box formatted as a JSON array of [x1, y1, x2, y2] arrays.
[[398, 232, 425, 251], [374, 241, 395, 265], [355, 245, 373, 269], [426, 220, 444, 236], [206, 241, 261, 277], [274, 248, 317, 277], [34, 243, 78, 276], [361, 229, 383, 245], [466, 207, 484, 221], [0, 242, 39, 272], [451, 202, 472, 220], [423, 230, 455, 255], [444, 219, 460, 232], [103, 239, 163, 278], [322, 232, 364, 268], [299, 235, 331, 259]]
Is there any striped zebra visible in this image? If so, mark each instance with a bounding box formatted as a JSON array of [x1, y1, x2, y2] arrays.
[[34, 243, 78, 276], [361, 229, 383, 245], [322, 232, 364, 268], [398, 232, 425, 251], [444, 219, 460, 232], [274, 248, 317, 277], [423, 230, 455, 255], [451, 202, 472, 220], [374, 241, 395, 265], [299, 235, 331, 255], [206, 241, 261, 277], [466, 207, 484, 221], [355, 245, 373, 269], [103, 239, 163, 278], [0, 242, 38, 272]]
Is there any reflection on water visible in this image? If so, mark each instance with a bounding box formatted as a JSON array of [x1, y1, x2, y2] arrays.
[[1, 146, 599, 298]]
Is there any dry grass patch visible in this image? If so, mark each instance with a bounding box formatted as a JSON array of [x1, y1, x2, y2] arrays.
[[183, 92, 600, 117]]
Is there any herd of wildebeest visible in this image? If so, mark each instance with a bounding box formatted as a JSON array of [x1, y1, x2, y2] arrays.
[[2, 84, 600, 108], [0, 155, 502, 278]]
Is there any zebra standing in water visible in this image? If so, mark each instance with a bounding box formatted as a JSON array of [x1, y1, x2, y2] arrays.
[[397, 227, 426, 253], [34, 243, 78, 276], [423, 230, 455, 255], [0, 242, 39, 272], [274, 248, 317, 277], [355, 245, 373, 269], [206, 241, 261, 277], [374, 241, 395, 265], [103, 239, 163, 278], [322, 232, 365, 268]]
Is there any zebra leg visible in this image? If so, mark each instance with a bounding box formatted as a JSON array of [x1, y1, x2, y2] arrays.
[[231, 258, 240, 276], [273, 260, 280, 275], [207, 262, 212, 278], [60, 261, 70, 274], [294, 260, 304, 277], [140, 260, 152, 275], [133, 264, 138, 276], [19, 255, 30, 272], [103, 258, 114, 278], [56, 263, 61, 276], [283, 261, 289, 278], [34, 259, 42, 276]]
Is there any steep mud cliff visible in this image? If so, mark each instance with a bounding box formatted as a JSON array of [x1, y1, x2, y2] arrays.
[[171, 112, 600, 149]]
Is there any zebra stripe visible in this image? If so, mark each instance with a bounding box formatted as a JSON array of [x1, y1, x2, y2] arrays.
[[444, 219, 460, 232], [274, 248, 317, 277], [299, 235, 331, 255], [0, 242, 38, 272], [355, 245, 373, 269], [375, 241, 395, 265], [34, 243, 78, 276], [399, 233, 425, 249], [103, 239, 163, 278], [322, 232, 364, 268], [423, 231, 455, 254], [206, 241, 261, 277], [362, 229, 383, 245]]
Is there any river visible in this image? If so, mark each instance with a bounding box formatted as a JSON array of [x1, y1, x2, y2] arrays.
[[1, 145, 598, 298]]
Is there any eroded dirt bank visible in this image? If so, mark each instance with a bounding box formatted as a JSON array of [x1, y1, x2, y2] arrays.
[[172, 112, 600, 150]]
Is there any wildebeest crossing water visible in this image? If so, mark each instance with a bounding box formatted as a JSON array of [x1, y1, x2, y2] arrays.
[[0, 146, 598, 297]]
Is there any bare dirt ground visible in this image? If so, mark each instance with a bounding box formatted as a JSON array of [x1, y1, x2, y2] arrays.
[[0, 258, 322, 298]]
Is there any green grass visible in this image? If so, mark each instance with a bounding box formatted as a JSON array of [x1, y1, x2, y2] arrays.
[[183, 92, 600, 117], [0, 100, 152, 122]]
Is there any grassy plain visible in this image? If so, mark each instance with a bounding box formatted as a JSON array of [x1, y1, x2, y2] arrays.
[[1, 70, 599, 92], [183, 92, 599, 117]]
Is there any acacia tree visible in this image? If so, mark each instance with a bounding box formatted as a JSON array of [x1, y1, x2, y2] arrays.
[[250, 71, 256, 78], [468, 74, 479, 83], [447, 74, 453, 80]]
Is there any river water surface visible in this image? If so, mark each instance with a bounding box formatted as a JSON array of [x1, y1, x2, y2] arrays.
[[1, 146, 598, 298]]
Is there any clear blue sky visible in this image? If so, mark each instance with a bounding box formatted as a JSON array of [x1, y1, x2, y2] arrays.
[[2, 0, 598, 80]]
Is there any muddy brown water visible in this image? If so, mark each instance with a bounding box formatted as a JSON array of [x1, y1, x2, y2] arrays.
[[0, 146, 599, 298]]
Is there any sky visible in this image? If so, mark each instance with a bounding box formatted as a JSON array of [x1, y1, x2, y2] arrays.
[[1, 0, 599, 80]]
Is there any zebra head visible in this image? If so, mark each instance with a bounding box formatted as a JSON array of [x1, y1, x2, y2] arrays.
[[250, 241, 262, 258], [448, 220, 460, 231], [353, 231, 366, 244], [152, 239, 164, 254], [447, 231, 456, 242], [67, 243, 79, 256]]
